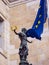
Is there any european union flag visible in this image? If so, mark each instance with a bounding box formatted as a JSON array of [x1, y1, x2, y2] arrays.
[[26, 0, 47, 40]]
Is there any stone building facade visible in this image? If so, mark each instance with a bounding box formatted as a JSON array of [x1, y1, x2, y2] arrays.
[[0, 0, 49, 65]]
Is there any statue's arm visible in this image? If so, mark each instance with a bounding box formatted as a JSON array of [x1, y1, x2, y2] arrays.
[[24, 38, 32, 43], [27, 39, 32, 43], [14, 29, 19, 35]]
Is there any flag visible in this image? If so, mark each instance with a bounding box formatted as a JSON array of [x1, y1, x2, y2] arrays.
[[26, 0, 47, 40]]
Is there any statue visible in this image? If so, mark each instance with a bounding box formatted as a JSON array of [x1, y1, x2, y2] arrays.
[[11, 26, 32, 65]]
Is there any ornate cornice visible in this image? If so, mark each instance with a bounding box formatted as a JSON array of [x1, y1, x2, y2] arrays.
[[2, 0, 36, 8]]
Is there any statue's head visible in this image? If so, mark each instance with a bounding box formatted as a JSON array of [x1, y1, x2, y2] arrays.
[[21, 28, 27, 33]]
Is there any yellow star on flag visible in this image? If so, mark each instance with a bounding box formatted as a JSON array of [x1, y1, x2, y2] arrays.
[[38, 21, 41, 24], [35, 25, 38, 28]]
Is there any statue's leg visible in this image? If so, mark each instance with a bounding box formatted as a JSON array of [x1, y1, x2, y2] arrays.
[[20, 55, 23, 61]]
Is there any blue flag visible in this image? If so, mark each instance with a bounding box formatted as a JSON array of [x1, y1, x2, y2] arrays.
[[26, 0, 47, 40]]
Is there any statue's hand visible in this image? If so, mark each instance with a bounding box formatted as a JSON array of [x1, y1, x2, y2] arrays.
[[11, 26, 17, 31], [29, 41, 32, 43]]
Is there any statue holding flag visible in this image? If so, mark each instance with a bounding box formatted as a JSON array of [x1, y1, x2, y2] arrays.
[[11, 0, 47, 65]]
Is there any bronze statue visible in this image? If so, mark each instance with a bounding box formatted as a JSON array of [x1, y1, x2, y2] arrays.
[[11, 26, 32, 65]]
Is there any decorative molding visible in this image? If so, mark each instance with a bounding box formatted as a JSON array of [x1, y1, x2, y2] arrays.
[[0, 16, 4, 22], [2, 0, 36, 7], [0, 52, 7, 59], [0, 1, 9, 20], [0, 12, 7, 20], [26, 0, 39, 7]]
